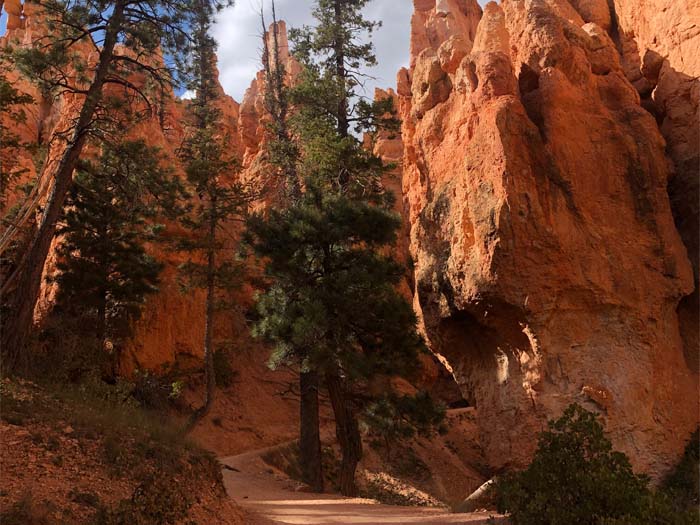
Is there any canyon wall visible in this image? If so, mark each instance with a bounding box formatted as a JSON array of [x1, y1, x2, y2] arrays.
[[397, 0, 698, 478], [1, 6, 298, 450], [3, 0, 697, 481], [612, 0, 700, 371]]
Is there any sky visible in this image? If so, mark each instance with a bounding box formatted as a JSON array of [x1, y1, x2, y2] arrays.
[[212, 0, 416, 102]]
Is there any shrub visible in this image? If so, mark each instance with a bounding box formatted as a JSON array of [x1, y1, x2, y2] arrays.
[[663, 428, 700, 514], [29, 312, 112, 384], [363, 392, 446, 460], [131, 370, 178, 410], [94, 475, 191, 525], [68, 488, 100, 508], [213, 348, 237, 388], [0, 493, 52, 525], [495, 404, 697, 525]]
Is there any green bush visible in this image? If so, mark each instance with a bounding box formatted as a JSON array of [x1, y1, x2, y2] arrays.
[[495, 404, 697, 525], [213, 349, 237, 388], [0, 493, 52, 525], [663, 428, 700, 514], [29, 314, 110, 384], [94, 475, 191, 525], [363, 392, 446, 460], [131, 370, 180, 410]]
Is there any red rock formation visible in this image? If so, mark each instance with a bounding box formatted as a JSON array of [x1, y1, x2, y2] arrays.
[[1, 4, 246, 372], [611, 0, 700, 370], [398, 0, 697, 478]]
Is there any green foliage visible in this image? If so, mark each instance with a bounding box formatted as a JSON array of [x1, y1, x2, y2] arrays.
[[175, 89, 247, 301], [249, 4, 444, 486], [496, 404, 698, 525], [51, 140, 180, 346], [213, 349, 237, 388], [30, 318, 112, 384], [69, 488, 101, 509], [95, 474, 191, 525], [0, 51, 35, 208], [1, 364, 221, 525], [175, 0, 251, 432], [364, 392, 446, 457], [131, 370, 182, 410], [289, 0, 400, 141], [250, 0, 414, 383], [13, 0, 232, 100], [248, 185, 424, 381], [663, 428, 700, 515], [0, 493, 52, 525], [174, 0, 249, 323]]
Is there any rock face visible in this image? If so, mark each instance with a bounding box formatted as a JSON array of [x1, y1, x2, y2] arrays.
[[0, 5, 277, 373], [398, 0, 698, 478], [2, 8, 299, 451], [612, 0, 700, 374]]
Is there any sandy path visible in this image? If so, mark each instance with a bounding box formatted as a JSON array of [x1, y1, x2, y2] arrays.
[[221, 447, 505, 525]]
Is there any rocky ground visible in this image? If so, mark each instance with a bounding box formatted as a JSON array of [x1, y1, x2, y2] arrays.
[[0, 378, 245, 524]]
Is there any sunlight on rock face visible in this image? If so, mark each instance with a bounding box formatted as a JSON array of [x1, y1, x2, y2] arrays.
[[494, 349, 509, 385]]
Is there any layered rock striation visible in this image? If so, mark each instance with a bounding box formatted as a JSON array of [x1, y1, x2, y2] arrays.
[[397, 0, 698, 478]]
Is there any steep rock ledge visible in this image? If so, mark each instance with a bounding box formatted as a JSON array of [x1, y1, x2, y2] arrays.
[[611, 0, 700, 372], [398, 0, 697, 478]]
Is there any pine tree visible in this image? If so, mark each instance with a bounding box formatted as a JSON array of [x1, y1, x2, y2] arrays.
[[0, 0, 233, 373], [177, 0, 249, 433], [0, 51, 34, 209], [52, 140, 181, 359], [0, 54, 36, 301], [259, 3, 323, 492], [248, 0, 441, 497]]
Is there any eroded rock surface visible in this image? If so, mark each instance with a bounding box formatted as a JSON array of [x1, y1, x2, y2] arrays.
[[398, 0, 698, 478], [611, 0, 700, 371]]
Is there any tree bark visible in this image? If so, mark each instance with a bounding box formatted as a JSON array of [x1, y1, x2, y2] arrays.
[[185, 195, 217, 433], [300, 369, 324, 492], [333, 0, 348, 141], [326, 370, 362, 497], [184, 0, 221, 435], [96, 287, 107, 346], [1, 1, 127, 373]]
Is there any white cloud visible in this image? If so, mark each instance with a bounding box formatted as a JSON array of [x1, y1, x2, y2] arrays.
[[212, 0, 414, 102], [179, 89, 197, 100], [212, 0, 487, 102]]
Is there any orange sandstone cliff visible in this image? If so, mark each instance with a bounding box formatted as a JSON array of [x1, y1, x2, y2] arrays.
[[397, 0, 698, 478], [1, 6, 298, 453]]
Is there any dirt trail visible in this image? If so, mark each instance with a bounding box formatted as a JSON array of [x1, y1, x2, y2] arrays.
[[221, 447, 505, 525]]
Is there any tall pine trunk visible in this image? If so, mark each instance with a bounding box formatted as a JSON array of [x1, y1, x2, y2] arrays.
[[1, 1, 127, 373], [262, 1, 322, 486], [326, 370, 362, 497], [96, 288, 107, 346], [325, 3, 360, 495], [333, 0, 348, 140], [185, 196, 217, 433], [300, 369, 324, 492], [96, 288, 116, 382]]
